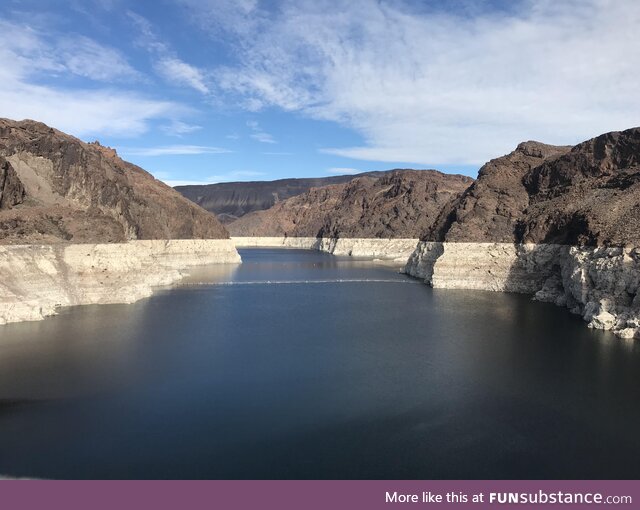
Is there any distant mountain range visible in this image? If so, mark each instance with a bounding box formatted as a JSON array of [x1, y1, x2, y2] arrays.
[[226, 170, 473, 239], [175, 170, 411, 223]]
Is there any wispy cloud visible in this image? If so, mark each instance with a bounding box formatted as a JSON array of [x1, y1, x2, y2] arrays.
[[160, 120, 202, 136], [0, 18, 180, 137], [128, 11, 210, 95], [327, 167, 360, 175], [0, 19, 139, 83], [184, 0, 640, 166], [127, 10, 168, 54], [122, 145, 231, 156], [57, 35, 140, 82], [263, 151, 293, 156], [161, 170, 265, 188], [155, 57, 209, 94], [247, 119, 276, 144], [163, 179, 216, 187]]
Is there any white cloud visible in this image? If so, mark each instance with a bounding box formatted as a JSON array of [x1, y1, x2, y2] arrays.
[[327, 167, 360, 175], [0, 82, 177, 138], [155, 57, 210, 94], [58, 36, 140, 82], [127, 10, 169, 54], [186, 0, 640, 166], [159, 169, 265, 187], [0, 18, 177, 137], [128, 12, 210, 95], [160, 120, 203, 136], [0, 19, 138, 83], [121, 145, 231, 156], [263, 151, 293, 156], [163, 179, 216, 187], [247, 119, 276, 143]]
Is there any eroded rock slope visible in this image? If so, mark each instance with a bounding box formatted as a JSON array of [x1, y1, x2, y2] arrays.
[[228, 170, 473, 239], [0, 118, 229, 244]]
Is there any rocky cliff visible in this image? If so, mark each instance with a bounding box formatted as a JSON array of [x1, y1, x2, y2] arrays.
[[228, 170, 473, 238], [405, 128, 640, 340], [175, 171, 392, 223], [0, 118, 229, 244], [427, 128, 640, 246], [427, 141, 572, 242], [0, 240, 241, 325], [0, 118, 240, 326]]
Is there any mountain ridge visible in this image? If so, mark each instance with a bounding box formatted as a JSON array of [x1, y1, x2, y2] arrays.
[[175, 169, 430, 223], [227, 169, 474, 238], [0, 118, 229, 244]]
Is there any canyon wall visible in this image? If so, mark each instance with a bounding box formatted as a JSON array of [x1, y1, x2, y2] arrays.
[[228, 170, 473, 239], [405, 242, 640, 339], [0, 118, 230, 244], [0, 118, 242, 326], [0, 239, 241, 325], [405, 127, 640, 340], [175, 171, 393, 223]]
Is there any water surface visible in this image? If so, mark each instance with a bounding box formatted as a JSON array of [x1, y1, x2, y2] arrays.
[[1, 248, 639, 479]]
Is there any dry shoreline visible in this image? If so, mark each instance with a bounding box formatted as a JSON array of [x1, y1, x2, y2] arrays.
[[0, 239, 241, 325], [1, 236, 637, 341]]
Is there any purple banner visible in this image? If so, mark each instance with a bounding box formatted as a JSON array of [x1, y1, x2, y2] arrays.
[[1, 480, 639, 510]]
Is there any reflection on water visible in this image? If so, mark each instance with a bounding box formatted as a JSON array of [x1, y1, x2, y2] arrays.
[[0, 248, 639, 479]]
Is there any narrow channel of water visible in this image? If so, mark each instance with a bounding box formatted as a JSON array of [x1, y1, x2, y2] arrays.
[[1, 248, 639, 479]]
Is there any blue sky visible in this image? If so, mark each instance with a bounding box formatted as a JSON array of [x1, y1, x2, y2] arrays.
[[1, 0, 639, 185]]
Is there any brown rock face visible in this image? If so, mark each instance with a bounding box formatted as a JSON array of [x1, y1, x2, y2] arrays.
[[426, 141, 572, 242], [228, 170, 473, 238], [425, 127, 640, 247], [0, 157, 25, 209], [175, 171, 393, 223], [520, 128, 640, 246], [0, 118, 228, 244]]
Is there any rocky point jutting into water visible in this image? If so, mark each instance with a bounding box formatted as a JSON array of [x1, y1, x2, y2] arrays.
[[405, 128, 640, 339], [228, 170, 473, 260], [0, 118, 240, 325]]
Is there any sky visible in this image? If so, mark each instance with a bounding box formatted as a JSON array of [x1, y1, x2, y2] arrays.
[[0, 0, 639, 186]]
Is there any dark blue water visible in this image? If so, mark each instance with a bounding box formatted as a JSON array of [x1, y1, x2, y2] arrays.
[[1, 248, 640, 479]]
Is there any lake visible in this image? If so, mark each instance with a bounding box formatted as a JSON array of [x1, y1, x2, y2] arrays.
[[1, 248, 640, 479]]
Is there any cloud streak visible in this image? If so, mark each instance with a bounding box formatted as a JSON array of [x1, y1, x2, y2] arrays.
[[121, 145, 231, 156], [0, 17, 181, 137], [128, 11, 211, 95], [162, 169, 266, 186], [247, 119, 276, 143], [155, 57, 210, 94], [187, 0, 640, 166]]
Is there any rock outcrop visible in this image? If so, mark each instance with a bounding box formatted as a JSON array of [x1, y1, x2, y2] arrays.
[[0, 118, 240, 326], [405, 127, 640, 340], [427, 142, 572, 242], [228, 170, 473, 239], [0, 118, 229, 244], [519, 129, 640, 246], [0, 158, 25, 209]]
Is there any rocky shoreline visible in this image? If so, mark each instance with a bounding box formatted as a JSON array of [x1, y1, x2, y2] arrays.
[[405, 241, 640, 340], [0, 239, 241, 325]]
